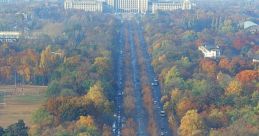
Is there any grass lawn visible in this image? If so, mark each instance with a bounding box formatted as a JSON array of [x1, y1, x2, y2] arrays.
[[0, 85, 47, 128]]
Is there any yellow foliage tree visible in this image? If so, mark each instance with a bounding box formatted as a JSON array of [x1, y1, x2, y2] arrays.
[[179, 110, 207, 136], [39, 46, 51, 70], [225, 80, 242, 96], [76, 116, 96, 128], [84, 83, 111, 113], [85, 83, 105, 106]]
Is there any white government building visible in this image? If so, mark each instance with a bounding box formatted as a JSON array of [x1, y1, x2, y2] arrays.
[[64, 0, 104, 12], [64, 0, 192, 13], [0, 31, 21, 42]]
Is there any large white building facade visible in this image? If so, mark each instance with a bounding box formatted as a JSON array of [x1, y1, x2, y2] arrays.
[[64, 0, 104, 12], [152, 0, 191, 13], [114, 0, 148, 13], [0, 31, 21, 42], [64, 0, 192, 13]]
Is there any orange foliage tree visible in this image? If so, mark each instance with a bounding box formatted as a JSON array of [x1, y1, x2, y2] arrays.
[[236, 70, 259, 85]]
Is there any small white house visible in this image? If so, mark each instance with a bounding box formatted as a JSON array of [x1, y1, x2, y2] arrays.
[[198, 45, 221, 59], [244, 21, 259, 34]]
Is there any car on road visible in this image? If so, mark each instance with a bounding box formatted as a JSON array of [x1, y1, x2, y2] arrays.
[[160, 131, 165, 136], [160, 110, 166, 117], [112, 122, 116, 133], [153, 100, 157, 105], [154, 78, 158, 82], [151, 82, 158, 86]]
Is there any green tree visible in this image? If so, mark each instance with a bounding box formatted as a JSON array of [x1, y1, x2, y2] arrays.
[[31, 108, 53, 126], [46, 80, 61, 97], [0, 127, 4, 136], [4, 120, 28, 136]]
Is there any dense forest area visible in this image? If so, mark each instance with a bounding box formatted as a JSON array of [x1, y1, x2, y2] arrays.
[[0, 7, 121, 135], [142, 8, 259, 136], [0, 1, 258, 136]]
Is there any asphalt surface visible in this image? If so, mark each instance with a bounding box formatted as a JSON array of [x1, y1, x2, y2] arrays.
[[128, 22, 149, 136], [134, 20, 172, 136], [113, 18, 172, 136], [113, 23, 125, 136]]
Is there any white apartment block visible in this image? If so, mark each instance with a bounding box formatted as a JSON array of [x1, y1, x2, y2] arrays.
[[64, 0, 104, 12]]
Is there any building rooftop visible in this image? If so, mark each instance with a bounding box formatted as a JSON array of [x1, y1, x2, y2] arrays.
[[244, 21, 258, 29], [0, 31, 21, 36]]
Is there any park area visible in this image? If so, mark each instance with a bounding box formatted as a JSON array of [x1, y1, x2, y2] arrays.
[[0, 85, 46, 128]]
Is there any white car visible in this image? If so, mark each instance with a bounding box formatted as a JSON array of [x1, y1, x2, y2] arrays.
[[151, 82, 158, 86], [160, 110, 166, 117]]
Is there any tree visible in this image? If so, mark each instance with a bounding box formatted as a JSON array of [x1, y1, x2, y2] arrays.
[[122, 118, 137, 136], [218, 58, 231, 72], [102, 124, 112, 136], [225, 80, 242, 96], [31, 108, 53, 127], [93, 57, 110, 75], [236, 70, 258, 85], [0, 127, 4, 136], [46, 80, 61, 97], [85, 83, 108, 108], [179, 110, 207, 136], [199, 59, 217, 77], [75, 116, 99, 136], [76, 116, 96, 128], [4, 120, 28, 136], [176, 98, 196, 117]]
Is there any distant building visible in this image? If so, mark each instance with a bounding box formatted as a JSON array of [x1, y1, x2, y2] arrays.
[[114, 0, 148, 13], [152, 0, 191, 13], [0, 31, 21, 42], [198, 45, 221, 59], [64, 0, 192, 14], [64, 0, 104, 12], [244, 21, 259, 34]]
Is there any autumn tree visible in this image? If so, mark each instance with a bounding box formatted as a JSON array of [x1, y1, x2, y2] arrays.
[[225, 80, 242, 96], [176, 98, 197, 117], [199, 59, 217, 77], [76, 116, 96, 128], [179, 110, 207, 136], [85, 82, 112, 114], [236, 70, 258, 85], [122, 118, 137, 136]]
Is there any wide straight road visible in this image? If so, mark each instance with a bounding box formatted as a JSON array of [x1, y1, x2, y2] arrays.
[[114, 22, 125, 136], [134, 19, 172, 136], [114, 17, 172, 136], [128, 22, 149, 136], [114, 21, 149, 136]]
